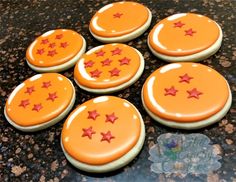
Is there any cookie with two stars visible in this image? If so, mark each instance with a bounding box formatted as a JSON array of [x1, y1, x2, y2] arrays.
[[61, 96, 145, 173], [26, 29, 86, 72], [148, 13, 222, 62], [4, 73, 75, 132], [141, 62, 232, 129]]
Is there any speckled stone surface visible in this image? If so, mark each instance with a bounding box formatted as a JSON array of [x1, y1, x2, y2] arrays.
[[0, 0, 236, 181]]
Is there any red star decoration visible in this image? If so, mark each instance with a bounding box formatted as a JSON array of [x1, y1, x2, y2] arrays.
[[82, 126, 96, 139], [187, 88, 203, 99], [41, 39, 49, 44], [90, 69, 102, 78], [164, 86, 178, 96], [109, 68, 121, 77], [101, 131, 115, 143], [19, 99, 30, 108], [174, 21, 185, 28], [47, 92, 58, 102], [113, 12, 123, 18], [88, 110, 100, 120], [36, 48, 44, 55], [179, 73, 193, 84], [47, 50, 57, 57], [111, 48, 122, 56], [32, 103, 43, 112], [185, 28, 196, 36], [119, 57, 130, 65], [84, 60, 94, 68], [25, 86, 35, 95], [55, 34, 63, 39], [60, 42, 68, 48], [48, 42, 56, 48], [95, 50, 105, 57], [105, 113, 118, 124], [42, 81, 51, 88], [101, 58, 112, 66]]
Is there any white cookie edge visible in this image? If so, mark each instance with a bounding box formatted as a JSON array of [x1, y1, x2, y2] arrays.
[[60, 101, 145, 173]]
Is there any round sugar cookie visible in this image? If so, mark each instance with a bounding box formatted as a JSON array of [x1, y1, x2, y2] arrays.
[[61, 96, 145, 173], [74, 43, 144, 93], [89, 1, 152, 43], [26, 29, 86, 72], [4, 73, 75, 132], [148, 13, 222, 62], [142, 63, 232, 129]]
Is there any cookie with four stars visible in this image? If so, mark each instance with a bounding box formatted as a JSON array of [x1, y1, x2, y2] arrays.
[[89, 1, 152, 43], [26, 29, 86, 72], [141, 62, 232, 129], [61, 96, 145, 173], [74, 43, 145, 93], [4, 73, 75, 132], [148, 13, 223, 62]]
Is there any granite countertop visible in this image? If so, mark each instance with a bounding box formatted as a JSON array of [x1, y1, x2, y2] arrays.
[[0, 0, 236, 181]]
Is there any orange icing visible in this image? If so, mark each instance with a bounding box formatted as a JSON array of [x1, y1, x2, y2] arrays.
[[61, 96, 141, 165], [26, 29, 84, 67], [74, 44, 141, 89], [5, 73, 74, 126], [142, 63, 229, 122], [148, 13, 220, 56], [89, 2, 149, 37]]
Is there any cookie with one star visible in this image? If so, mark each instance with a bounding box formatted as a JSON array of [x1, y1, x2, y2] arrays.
[[148, 13, 222, 62], [4, 73, 75, 132], [142, 63, 232, 129], [89, 1, 152, 43], [74, 43, 144, 93], [61, 96, 145, 173], [26, 29, 86, 72]]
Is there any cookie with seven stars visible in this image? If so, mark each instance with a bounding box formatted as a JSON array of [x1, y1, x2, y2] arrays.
[[26, 29, 86, 72], [148, 13, 223, 62], [141, 63, 232, 129], [74, 43, 144, 93], [4, 73, 75, 132], [89, 1, 152, 43], [61, 96, 145, 173]]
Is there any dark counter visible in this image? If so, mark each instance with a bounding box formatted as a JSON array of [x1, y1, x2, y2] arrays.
[[0, 0, 236, 181]]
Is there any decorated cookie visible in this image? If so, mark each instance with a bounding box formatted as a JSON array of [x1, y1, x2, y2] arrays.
[[148, 13, 222, 62], [89, 1, 152, 43], [26, 29, 86, 72], [61, 96, 145, 173], [74, 43, 144, 93], [4, 73, 75, 132], [142, 63, 232, 129]]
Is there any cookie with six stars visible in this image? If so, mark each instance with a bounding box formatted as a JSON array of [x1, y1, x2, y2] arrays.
[[4, 73, 75, 132], [74, 43, 145, 93], [148, 13, 223, 62], [61, 96, 145, 173], [141, 63, 232, 129], [89, 1, 152, 43], [26, 29, 86, 72]]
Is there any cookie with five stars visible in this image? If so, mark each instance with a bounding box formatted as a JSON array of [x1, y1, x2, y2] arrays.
[[148, 13, 222, 62], [142, 63, 231, 129], [74, 43, 144, 93], [4, 73, 75, 132], [89, 1, 152, 43], [61, 96, 145, 173], [26, 29, 86, 72]]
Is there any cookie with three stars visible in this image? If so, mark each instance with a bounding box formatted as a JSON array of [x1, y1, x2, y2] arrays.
[[4, 73, 75, 132], [74, 43, 144, 93], [141, 63, 232, 129], [26, 29, 86, 72], [61, 96, 145, 173], [89, 1, 152, 43], [148, 13, 223, 62]]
